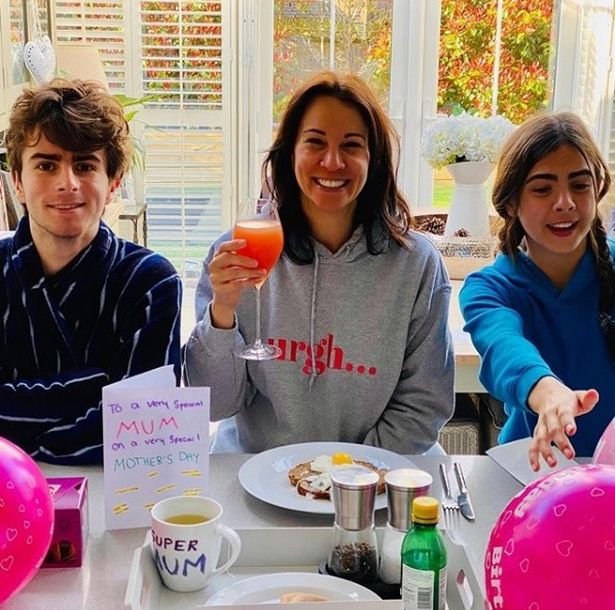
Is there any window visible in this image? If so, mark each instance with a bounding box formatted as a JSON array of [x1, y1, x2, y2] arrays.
[[54, 0, 127, 90], [55, 0, 232, 274], [137, 1, 230, 275], [255, 1, 528, 209], [51, 0, 615, 272], [432, 0, 555, 207], [271, 0, 393, 121], [252, 0, 615, 214], [550, 0, 615, 162]]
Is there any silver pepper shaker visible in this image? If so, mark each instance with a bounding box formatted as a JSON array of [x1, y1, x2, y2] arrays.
[[327, 466, 380, 584], [379, 468, 433, 584]]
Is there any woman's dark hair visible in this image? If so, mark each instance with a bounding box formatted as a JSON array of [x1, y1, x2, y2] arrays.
[[493, 110, 615, 357], [262, 70, 412, 263], [5, 78, 132, 181]]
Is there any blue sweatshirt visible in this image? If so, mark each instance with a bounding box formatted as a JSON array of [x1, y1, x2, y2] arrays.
[[460, 243, 615, 456], [0, 218, 182, 464]]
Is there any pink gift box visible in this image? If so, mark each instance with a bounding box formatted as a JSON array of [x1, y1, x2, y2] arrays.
[[42, 477, 88, 568]]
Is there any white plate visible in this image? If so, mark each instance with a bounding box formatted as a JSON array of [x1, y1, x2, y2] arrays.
[[238, 441, 415, 514], [205, 572, 381, 605]]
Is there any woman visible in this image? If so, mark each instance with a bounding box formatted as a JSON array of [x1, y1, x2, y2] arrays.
[[185, 71, 454, 453], [460, 111, 615, 470]]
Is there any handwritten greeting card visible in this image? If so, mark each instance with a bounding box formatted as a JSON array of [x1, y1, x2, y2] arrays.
[[102, 366, 210, 530]]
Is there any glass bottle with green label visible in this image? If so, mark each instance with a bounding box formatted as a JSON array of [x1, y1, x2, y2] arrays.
[[401, 496, 447, 610]]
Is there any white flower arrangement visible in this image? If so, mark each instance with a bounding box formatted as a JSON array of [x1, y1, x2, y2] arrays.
[[421, 113, 516, 170]]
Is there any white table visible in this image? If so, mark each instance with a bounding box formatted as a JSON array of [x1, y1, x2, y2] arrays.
[[4, 455, 521, 609], [449, 280, 484, 393]]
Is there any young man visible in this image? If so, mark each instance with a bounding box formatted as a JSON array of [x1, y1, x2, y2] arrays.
[[0, 79, 182, 464]]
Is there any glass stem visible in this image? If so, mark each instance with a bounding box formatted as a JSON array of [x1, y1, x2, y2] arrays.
[[254, 285, 264, 348]]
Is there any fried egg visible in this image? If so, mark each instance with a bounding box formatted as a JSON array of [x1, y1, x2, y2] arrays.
[[310, 452, 354, 473]]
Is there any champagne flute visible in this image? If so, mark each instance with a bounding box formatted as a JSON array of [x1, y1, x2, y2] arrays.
[[232, 198, 284, 360]]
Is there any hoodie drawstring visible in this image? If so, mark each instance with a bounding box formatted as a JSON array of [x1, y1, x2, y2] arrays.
[[308, 253, 319, 391]]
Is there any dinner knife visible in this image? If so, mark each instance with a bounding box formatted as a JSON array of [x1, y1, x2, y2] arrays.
[[453, 462, 475, 521]]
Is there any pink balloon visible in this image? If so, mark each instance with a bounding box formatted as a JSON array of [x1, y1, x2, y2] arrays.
[[593, 417, 615, 465], [0, 437, 54, 605], [485, 464, 615, 609]]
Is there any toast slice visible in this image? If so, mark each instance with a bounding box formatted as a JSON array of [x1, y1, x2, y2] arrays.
[[288, 459, 387, 500]]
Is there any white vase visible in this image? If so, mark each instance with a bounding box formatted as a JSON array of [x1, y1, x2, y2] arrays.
[[444, 161, 495, 238]]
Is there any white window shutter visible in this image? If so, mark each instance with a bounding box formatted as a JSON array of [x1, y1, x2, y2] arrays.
[[552, 0, 615, 157], [137, 2, 231, 274], [54, 0, 128, 92], [53, 0, 234, 274]]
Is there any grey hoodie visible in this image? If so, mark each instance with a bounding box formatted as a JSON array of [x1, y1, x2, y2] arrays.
[[184, 227, 454, 454]]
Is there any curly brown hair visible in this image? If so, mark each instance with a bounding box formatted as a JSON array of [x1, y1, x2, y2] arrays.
[[5, 78, 132, 181], [262, 70, 412, 264], [493, 110, 615, 357]]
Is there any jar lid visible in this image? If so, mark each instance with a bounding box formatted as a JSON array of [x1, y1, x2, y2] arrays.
[[385, 468, 433, 530], [330, 466, 379, 489], [412, 496, 440, 524], [331, 466, 379, 530], [384, 468, 433, 491]]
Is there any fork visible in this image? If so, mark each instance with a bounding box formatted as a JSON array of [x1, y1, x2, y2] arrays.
[[439, 463, 463, 545]]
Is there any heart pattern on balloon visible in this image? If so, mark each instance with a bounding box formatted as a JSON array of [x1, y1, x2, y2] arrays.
[[23, 35, 56, 84], [555, 539, 574, 557], [0, 438, 54, 605]]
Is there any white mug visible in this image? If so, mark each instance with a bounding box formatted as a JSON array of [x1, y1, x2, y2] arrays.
[[150, 495, 241, 592]]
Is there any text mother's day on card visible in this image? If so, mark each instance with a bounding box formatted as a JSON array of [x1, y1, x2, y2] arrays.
[[102, 372, 210, 530]]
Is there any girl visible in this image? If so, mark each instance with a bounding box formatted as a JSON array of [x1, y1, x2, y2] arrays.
[[460, 111, 615, 470]]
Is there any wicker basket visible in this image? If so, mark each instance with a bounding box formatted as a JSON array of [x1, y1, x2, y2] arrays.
[[439, 420, 481, 455], [414, 212, 498, 279], [425, 233, 496, 280]]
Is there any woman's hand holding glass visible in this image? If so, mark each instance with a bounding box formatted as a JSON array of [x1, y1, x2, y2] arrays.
[[209, 199, 283, 360], [208, 240, 267, 329]]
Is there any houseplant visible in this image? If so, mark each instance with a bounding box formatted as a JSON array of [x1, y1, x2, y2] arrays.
[[113, 92, 160, 172], [421, 113, 515, 237]]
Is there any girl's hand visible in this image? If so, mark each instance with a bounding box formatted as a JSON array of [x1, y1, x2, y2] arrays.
[[528, 376, 599, 471], [208, 239, 266, 329]]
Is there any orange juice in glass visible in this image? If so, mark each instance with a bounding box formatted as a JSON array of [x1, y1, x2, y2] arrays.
[[232, 199, 284, 360], [233, 218, 284, 287]]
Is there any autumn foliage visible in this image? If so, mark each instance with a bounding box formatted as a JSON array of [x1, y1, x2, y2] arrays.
[[438, 0, 553, 123], [273, 0, 392, 120], [273, 0, 553, 126]]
